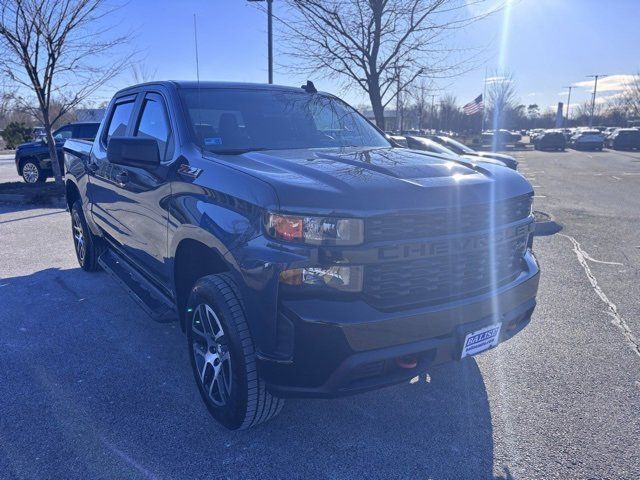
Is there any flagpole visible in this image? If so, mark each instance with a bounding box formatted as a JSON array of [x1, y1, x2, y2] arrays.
[[480, 67, 488, 133]]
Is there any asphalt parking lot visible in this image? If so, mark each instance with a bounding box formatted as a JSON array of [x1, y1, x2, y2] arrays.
[[1, 149, 639, 480]]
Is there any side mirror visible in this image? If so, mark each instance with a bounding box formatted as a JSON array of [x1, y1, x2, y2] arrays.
[[107, 137, 160, 169]]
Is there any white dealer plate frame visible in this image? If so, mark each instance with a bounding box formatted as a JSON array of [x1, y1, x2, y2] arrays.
[[461, 323, 502, 358]]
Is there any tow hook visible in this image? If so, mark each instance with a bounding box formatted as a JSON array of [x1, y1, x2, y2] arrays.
[[395, 355, 418, 369]]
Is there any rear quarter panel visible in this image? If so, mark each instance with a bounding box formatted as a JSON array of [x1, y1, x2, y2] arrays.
[[63, 139, 96, 226]]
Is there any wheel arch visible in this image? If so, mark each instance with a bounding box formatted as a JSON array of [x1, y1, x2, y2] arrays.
[[65, 179, 81, 211], [173, 238, 233, 332]]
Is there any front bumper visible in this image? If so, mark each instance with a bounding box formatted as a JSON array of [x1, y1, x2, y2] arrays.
[[260, 251, 540, 398]]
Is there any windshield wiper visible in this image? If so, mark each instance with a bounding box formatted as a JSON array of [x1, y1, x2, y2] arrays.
[[209, 147, 268, 155]]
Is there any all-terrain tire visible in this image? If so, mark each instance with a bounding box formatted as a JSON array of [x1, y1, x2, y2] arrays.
[[71, 200, 104, 272], [186, 273, 284, 430]]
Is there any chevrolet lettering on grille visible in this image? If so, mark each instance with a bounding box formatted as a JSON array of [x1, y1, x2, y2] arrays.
[[377, 222, 532, 261]]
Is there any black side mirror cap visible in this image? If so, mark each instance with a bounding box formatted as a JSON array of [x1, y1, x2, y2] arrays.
[[107, 137, 160, 169]]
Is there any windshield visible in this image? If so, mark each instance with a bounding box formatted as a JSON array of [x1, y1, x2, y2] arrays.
[[180, 88, 390, 153], [439, 136, 475, 155]]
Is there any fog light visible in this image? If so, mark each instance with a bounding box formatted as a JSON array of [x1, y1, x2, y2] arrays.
[[279, 265, 363, 292]]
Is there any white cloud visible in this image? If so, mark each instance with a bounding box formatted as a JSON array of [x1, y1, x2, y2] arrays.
[[572, 74, 635, 93], [595, 92, 624, 105]]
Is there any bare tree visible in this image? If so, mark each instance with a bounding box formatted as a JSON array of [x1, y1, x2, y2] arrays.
[[277, 0, 495, 130], [130, 62, 158, 85], [620, 73, 640, 119], [573, 100, 605, 125], [438, 95, 460, 132], [407, 78, 437, 131], [0, 0, 131, 184], [0, 78, 16, 129], [487, 72, 518, 131]]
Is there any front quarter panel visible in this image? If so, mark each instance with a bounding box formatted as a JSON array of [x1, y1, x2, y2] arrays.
[[168, 150, 283, 353]]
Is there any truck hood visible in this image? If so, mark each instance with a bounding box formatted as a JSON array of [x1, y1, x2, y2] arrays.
[[17, 139, 63, 151], [207, 147, 533, 215], [16, 140, 46, 150]]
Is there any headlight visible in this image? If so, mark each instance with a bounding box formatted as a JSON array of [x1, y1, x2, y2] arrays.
[[266, 213, 364, 246], [280, 266, 363, 292]]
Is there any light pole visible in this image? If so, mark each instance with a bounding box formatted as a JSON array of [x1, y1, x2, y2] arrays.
[[562, 85, 573, 127], [429, 94, 437, 131], [248, 0, 274, 84], [395, 65, 401, 132], [587, 74, 606, 127]]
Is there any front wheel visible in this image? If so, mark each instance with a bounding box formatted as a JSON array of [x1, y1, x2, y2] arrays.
[[186, 273, 284, 430], [21, 160, 46, 183]]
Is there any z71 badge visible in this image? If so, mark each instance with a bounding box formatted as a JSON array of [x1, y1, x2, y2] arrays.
[[178, 164, 203, 178]]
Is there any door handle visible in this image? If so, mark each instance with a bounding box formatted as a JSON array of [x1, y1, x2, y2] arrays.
[[115, 171, 129, 185]]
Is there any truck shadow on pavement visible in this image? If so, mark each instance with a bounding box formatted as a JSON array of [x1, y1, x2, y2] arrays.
[[0, 266, 514, 480]]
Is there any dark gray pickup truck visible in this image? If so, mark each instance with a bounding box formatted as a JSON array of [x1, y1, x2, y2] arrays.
[[63, 81, 539, 430]]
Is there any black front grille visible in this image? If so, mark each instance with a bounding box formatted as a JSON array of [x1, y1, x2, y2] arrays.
[[366, 195, 532, 242], [364, 235, 528, 310]]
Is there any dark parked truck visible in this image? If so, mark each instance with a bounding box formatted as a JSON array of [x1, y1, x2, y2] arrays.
[[63, 81, 539, 430], [15, 122, 100, 183]]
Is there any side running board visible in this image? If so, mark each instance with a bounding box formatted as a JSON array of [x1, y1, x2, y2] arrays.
[[98, 249, 176, 323]]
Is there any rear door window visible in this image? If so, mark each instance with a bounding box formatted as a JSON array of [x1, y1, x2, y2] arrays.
[[77, 123, 99, 140], [53, 126, 73, 141]]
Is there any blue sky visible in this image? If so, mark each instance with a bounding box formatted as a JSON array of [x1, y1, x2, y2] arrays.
[[101, 0, 639, 116]]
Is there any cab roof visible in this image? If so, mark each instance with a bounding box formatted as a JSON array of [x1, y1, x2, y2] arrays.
[[115, 80, 321, 96]]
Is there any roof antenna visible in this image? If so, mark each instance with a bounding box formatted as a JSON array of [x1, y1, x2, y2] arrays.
[[301, 80, 317, 93], [193, 14, 200, 84], [193, 13, 203, 153]]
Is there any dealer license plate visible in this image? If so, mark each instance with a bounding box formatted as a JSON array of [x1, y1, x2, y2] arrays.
[[461, 323, 502, 358]]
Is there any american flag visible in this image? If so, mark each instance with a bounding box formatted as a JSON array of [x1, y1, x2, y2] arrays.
[[463, 94, 484, 115]]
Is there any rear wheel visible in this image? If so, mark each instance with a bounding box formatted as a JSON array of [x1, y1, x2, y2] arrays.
[[71, 200, 104, 272], [186, 273, 284, 430], [21, 160, 46, 183]]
